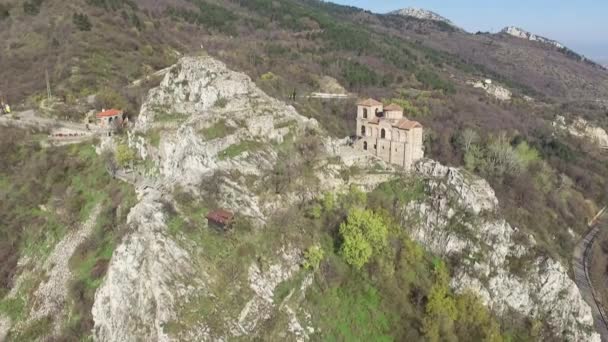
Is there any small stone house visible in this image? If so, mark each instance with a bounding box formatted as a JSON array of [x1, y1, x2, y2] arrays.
[[355, 98, 424, 170], [206, 209, 235, 231], [96, 109, 124, 128]]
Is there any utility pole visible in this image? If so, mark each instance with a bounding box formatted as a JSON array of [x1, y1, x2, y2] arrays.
[[45, 69, 51, 100]]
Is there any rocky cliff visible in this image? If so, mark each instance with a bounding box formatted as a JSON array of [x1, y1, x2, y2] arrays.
[[90, 55, 393, 341], [406, 159, 600, 341], [390, 8, 456, 27], [1, 53, 602, 341]]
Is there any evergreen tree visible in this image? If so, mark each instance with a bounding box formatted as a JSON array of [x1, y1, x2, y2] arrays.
[[73, 12, 92, 31]]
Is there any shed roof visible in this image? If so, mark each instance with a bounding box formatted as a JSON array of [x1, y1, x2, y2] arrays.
[[357, 98, 383, 107], [206, 209, 234, 226], [96, 109, 123, 118]]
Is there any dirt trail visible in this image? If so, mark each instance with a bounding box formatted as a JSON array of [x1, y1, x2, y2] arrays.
[[29, 204, 103, 333]]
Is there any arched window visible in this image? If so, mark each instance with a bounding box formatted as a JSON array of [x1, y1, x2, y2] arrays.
[[362, 108, 368, 119], [363, 141, 368, 150], [381, 129, 386, 139], [361, 125, 366, 136]]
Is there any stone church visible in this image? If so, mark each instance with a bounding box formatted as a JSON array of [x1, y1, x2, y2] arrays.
[[355, 98, 424, 170]]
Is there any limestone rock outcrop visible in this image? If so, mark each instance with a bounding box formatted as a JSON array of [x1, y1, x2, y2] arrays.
[[407, 159, 600, 342], [92, 55, 332, 341], [467, 79, 512, 101], [553, 115, 608, 149], [92, 186, 206, 342], [390, 8, 457, 28], [502, 26, 565, 49]]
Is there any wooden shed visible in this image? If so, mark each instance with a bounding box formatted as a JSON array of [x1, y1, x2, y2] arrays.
[[206, 209, 234, 231]]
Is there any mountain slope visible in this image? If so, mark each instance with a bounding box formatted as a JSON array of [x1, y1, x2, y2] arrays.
[[375, 13, 608, 101], [1, 54, 600, 341], [500, 26, 606, 70]]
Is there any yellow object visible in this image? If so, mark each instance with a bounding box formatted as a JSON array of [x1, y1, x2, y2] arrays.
[[4, 104, 9, 113]]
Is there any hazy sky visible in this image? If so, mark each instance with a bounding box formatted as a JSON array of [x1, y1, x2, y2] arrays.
[[330, 0, 608, 63]]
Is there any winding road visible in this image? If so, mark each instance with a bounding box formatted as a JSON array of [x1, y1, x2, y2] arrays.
[[573, 215, 608, 341]]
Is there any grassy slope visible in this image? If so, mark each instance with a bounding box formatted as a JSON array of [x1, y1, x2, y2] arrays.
[[0, 127, 137, 340], [164, 177, 546, 341]]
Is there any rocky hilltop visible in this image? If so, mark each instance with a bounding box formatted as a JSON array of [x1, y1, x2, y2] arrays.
[[390, 8, 456, 27], [94, 55, 599, 341], [501, 26, 565, 49], [0, 53, 604, 341], [92, 55, 393, 341], [501, 26, 605, 69]]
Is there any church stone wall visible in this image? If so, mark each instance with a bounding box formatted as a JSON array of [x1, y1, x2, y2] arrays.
[[354, 102, 424, 171]]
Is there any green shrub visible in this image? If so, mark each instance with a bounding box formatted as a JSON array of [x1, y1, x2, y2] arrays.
[[339, 208, 388, 269], [341, 60, 380, 88], [514, 141, 540, 167], [260, 72, 276, 81], [115, 144, 135, 168], [166, 1, 237, 34], [199, 120, 235, 140], [0, 4, 10, 20], [97, 88, 128, 111], [415, 69, 455, 94], [308, 282, 392, 341], [218, 140, 263, 160], [23, 0, 43, 15], [303, 245, 324, 270], [86, 0, 136, 10], [73, 13, 92, 31]]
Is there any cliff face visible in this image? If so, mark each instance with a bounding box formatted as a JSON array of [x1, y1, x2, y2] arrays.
[[92, 56, 317, 341], [91, 55, 391, 341], [406, 159, 599, 341]]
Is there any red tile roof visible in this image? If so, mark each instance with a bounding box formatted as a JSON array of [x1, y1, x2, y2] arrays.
[[357, 98, 383, 107], [206, 209, 234, 226], [394, 119, 422, 130], [384, 103, 403, 111], [96, 109, 123, 118]]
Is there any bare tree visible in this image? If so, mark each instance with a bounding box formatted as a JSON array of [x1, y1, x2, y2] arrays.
[[102, 150, 117, 178], [486, 133, 522, 176], [460, 128, 480, 152]]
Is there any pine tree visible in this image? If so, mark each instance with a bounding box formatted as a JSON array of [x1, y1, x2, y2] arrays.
[[73, 13, 92, 31]]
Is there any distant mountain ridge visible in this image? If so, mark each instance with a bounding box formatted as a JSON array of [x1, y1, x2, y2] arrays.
[[501, 26, 565, 49], [389, 8, 456, 27], [500, 26, 606, 70]]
